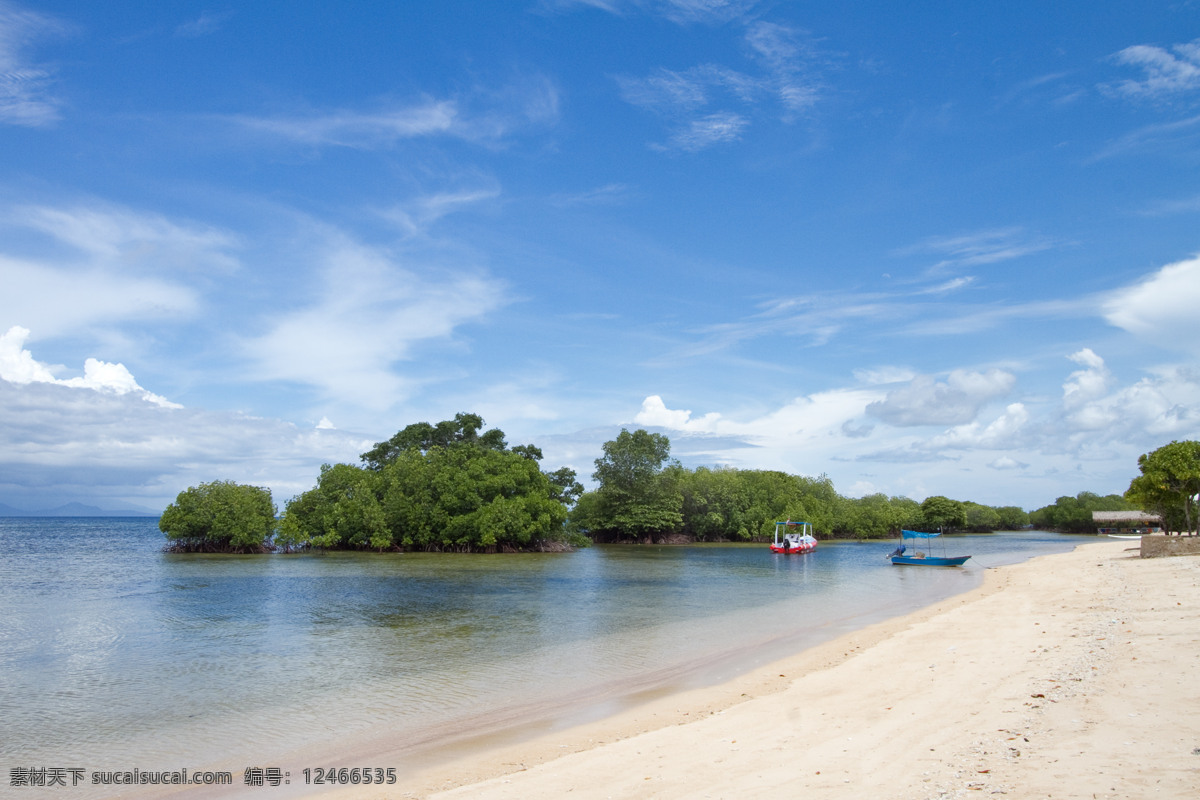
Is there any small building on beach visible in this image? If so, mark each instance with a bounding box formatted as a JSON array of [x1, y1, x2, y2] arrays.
[[1092, 510, 1162, 535]]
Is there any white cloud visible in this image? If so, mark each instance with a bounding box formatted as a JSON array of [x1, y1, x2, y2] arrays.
[[927, 402, 1030, 449], [1105, 38, 1200, 99], [989, 456, 1029, 471], [866, 369, 1017, 427], [661, 0, 761, 25], [232, 101, 459, 146], [379, 185, 502, 237], [665, 111, 749, 151], [896, 227, 1059, 274], [175, 11, 233, 38], [635, 394, 722, 431], [228, 76, 559, 149], [13, 203, 239, 271], [0, 325, 180, 407], [616, 18, 823, 152], [544, 0, 760, 25], [853, 366, 917, 386], [242, 235, 507, 411], [0, 203, 221, 338], [1102, 254, 1200, 354], [0, 1, 68, 127], [0, 375, 371, 509], [1061, 349, 1197, 438]]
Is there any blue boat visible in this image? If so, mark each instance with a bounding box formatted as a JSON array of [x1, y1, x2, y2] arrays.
[[889, 529, 970, 566]]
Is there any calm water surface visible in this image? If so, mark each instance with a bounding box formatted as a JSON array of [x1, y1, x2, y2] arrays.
[[0, 518, 1084, 790]]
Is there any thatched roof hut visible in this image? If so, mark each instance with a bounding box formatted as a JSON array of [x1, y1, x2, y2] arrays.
[[1092, 510, 1161, 534]]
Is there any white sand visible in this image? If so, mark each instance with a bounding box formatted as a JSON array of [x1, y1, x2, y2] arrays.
[[321, 540, 1200, 799]]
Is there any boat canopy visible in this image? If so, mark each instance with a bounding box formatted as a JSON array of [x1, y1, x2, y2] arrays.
[[901, 530, 942, 538], [775, 520, 811, 526]]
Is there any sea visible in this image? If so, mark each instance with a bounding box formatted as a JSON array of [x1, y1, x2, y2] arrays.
[[0, 518, 1086, 797]]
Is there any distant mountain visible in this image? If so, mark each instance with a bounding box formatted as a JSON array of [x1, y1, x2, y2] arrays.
[[0, 501, 159, 517]]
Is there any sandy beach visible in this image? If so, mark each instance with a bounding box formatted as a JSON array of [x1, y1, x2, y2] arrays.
[[317, 539, 1199, 800]]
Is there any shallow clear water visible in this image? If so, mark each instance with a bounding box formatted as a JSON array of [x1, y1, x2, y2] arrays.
[[0, 518, 1080, 790]]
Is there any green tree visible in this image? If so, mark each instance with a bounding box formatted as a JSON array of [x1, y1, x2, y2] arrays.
[[282, 418, 576, 552], [992, 505, 1030, 530], [1126, 440, 1200, 535], [160, 480, 277, 552], [963, 502, 1001, 532], [919, 495, 967, 532], [590, 429, 683, 541], [360, 412, 507, 470], [679, 466, 753, 541], [1029, 491, 1132, 532]]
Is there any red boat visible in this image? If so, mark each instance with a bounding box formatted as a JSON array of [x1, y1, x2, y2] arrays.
[[770, 520, 816, 553]]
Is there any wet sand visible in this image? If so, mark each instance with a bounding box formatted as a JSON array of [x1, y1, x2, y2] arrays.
[[321, 539, 1199, 799]]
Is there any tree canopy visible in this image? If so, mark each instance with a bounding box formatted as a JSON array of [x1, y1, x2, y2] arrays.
[[1027, 491, 1134, 533], [277, 414, 580, 552], [1125, 440, 1200, 536], [572, 430, 1029, 542], [587, 429, 683, 541], [360, 412, 507, 470], [159, 480, 277, 552]]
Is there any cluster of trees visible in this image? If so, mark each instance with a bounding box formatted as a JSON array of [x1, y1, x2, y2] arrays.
[[161, 414, 584, 552], [569, 429, 1032, 542], [1025, 440, 1200, 537], [160, 480, 277, 553], [162, 420, 1200, 552], [1026, 492, 1135, 533]]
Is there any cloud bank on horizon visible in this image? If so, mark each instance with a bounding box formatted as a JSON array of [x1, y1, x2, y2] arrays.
[[1, 1, 1198, 512]]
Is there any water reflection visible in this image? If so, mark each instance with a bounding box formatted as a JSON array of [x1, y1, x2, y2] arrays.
[[0, 520, 1079, 781]]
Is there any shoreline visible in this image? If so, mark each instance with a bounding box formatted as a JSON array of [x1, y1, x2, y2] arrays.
[[315, 540, 1198, 799]]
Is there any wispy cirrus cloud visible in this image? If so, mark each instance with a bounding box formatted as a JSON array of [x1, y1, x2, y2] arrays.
[[225, 76, 559, 149], [616, 19, 824, 152], [1088, 113, 1200, 161], [1103, 38, 1200, 100], [895, 227, 1060, 274], [0, 202, 232, 339], [0, 1, 69, 127], [175, 10, 235, 38], [543, 0, 760, 25], [377, 184, 503, 237], [241, 231, 508, 411]]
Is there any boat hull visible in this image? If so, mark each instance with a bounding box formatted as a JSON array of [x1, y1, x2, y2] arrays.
[[890, 555, 970, 566], [770, 543, 816, 554]]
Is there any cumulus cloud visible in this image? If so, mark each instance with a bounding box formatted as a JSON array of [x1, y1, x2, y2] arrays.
[[1060, 349, 1196, 437], [926, 402, 1030, 449], [635, 394, 722, 431], [0, 1, 68, 127], [1102, 254, 1200, 354], [0, 375, 371, 509], [866, 369, 1017, 427], [0, 326, 180, 407]]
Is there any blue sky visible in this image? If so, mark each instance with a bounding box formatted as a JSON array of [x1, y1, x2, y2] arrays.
[[1, 0, 1198, 513]]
